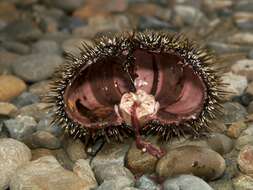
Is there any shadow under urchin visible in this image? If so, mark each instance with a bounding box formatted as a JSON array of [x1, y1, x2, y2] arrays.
[[44, 31, 227, 157]]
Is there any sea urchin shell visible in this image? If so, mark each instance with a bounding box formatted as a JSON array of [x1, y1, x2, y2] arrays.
[[46, 31, 226, 153]]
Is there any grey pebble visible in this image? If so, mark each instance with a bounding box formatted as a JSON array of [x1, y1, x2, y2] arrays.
[[136, 175, 160, 190]]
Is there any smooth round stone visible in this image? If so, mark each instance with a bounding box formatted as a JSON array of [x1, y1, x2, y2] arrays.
[[163, 175, 213, 190], [0, 138, 31, 190], [231, 59, 253, 81], [235, 0, 253, 12], [241, 124, 253, 136], [238, 145, 253, 174], [125, 141, 158, 175], [9, 156, 90, 190], [233, 175, 253, 190], [73, 159, 98, 189], [156, 146, 226, 180], [138, 16, 173, 30], [209, 178, 234, 190], [64, 138, 87, 162], [32, 40, 61, 54], [0, 75, 27, 101], [52, 148, 74, 170], [227, 121, 248, 138], [0, 102, 17, 116], [94, 164, 134, 184], [19, 103, 49, 121], [207, 42, 249, 54], [221, 102, 247, 124], [31, 148, 54, 160], [29, 80, 51, 97], [91, 140, 130, 168], [96, 176, 134, 190], [235, 135, 253, 150], [12, 91, 40, 108], [62, 38, 92, 55], [31, 131, 61, 149], [2, 41, 30, 54], [13, 53, 63, 82], [4, 115, 37, 141], [221, 72, 247, 99], [0, 51, 20, 74], [234, 12, 253, 30], [229, 33, 253, 45], [136, 175, 160, 190], [206, 133, 234, 155]]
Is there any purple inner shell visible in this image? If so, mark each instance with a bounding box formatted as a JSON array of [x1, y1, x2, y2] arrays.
[[64, 49, 206, 129]]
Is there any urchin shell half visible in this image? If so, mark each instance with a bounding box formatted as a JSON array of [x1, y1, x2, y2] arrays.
[[45, 31, 226, 142]]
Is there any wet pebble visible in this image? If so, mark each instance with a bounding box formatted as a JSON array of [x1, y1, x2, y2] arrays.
[[32, 40, 61, 55], [156, 145, 226, 180], [163, 175, 213, 190], [235, 134, 253, 150], [64, 138, 87, 162], [232, 175, 253, 190], [29, 80, 51, 97], [221, 102, 247, 124], [231, 59, 253, 81], [2, 41, 30, 54], [94, 164, 134, 184], [13, 53, 63, 82], [4, 115, 37, 141], [136, 175, 159, 190], [73, 159, 98, 189], [31, 131, 61, 149], [19, 103, 49, 121], [96, 176, 134, 190], [0, 138, 31, 190], [227, 121, 248, 138], [237, 145, 253, 175], [0, 102, 17, 117], [9, 156, 90, 190], [221, 72, 247, 99], [125, 141, 158, 175], [12, 91, 40, 108], [0, 75, 27, 101], [0, 51, 20, 74]]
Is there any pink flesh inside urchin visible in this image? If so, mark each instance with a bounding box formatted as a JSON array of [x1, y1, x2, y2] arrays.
[[64, 49, 206, 156]]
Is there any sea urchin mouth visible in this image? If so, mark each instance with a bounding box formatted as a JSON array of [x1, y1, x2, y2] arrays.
[[48, 31, 225, 142]]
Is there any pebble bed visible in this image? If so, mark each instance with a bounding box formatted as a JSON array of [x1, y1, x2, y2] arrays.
[[0, 0, 253, 189]]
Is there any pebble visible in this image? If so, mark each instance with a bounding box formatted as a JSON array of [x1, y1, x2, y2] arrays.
[[91, 140, 130, 168], [4, 115, 37, 141], [96, 176, 134, 190], [31, 131, 61, 149], [32, 40, 61, 55], [231, 59, 253, 81], [237, 145, 253, 174], [229, 33, 253, 45], [125, 141, 158, 175], [0, 75, 27, 101], [12, 91, 40, 108], [64, 138, 87, 162], [248, 102, 253, 114], [235, 135, 253, 150], [13, 53, 63, 82], [232, 175, 253, 190], [163, 175, 213, 190], [37, 114, 63, 137], [73, 159, 98, 189], [123, 188, 140, 190], [173, 5, 208, 26], [241, 124, 253, 136], [221, 102, 247, 124], [0, 138, 31, 190], [207, 42, 250, 54], [94, 164, 134, 184], [138, 16, 173, 30], [221, 72, 247, 99], [62, 38, 92, 55], [136, 175, 160, 190], [0, 102, 17, 116], [234, 12, 253, 30], [249, 49, 253, 59], [31, 148, 54, 160], [235, 0, 253, 12], [9, 156, 90, 190], [2, 41, 31, 54], [53, 0, 85, 12], [2, 20, 42, 42], [206, 133, 234, 155], [19, 103, 49, 121], [227, 121, 248, 138], [156, 145, 226, 180], [52, 148, 74, 170], [29, 80, 51, 97], [0, 51, 20, 74]]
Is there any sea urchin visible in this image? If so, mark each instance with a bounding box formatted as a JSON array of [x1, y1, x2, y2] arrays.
[[46, 31, 226, 158]]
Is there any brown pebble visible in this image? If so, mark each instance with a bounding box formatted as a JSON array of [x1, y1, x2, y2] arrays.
[[238, 145, 253, 175]]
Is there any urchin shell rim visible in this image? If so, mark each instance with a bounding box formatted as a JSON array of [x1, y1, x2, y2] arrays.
[[45, 30, 226, 141]]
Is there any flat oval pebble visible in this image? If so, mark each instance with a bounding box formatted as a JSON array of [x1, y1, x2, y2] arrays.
[[156, 145, 226, 180], [9, 156, 90, 190], [0, 75, 26, 101], [163, 175, 213, 190], [0, 138, 31, 190], [237, 145, 253, 174]]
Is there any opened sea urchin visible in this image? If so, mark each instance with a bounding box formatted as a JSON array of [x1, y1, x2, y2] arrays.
[[46, 31, 226, 158]]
